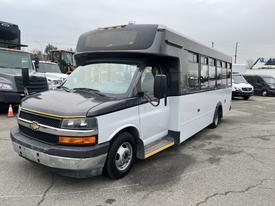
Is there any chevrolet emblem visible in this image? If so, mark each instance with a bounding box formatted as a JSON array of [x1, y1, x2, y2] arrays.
[[30, 121, 40, 131]]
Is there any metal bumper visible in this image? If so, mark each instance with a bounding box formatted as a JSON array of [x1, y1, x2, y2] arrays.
[[10, 127, 109, 176], [232, 91, 253, 97]]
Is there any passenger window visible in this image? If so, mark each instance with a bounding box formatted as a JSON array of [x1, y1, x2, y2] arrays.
[[187, 52, 199, 90], [216, 60, 222, 87], [227, 63, 232, 86], [141, 66, 160, 96], [200, 56, 209, 89], [221, 62, 227, 86], [209, 58, 216, 88]]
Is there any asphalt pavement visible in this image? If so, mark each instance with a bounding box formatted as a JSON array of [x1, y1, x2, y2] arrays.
[[0, 96, 274, 206]]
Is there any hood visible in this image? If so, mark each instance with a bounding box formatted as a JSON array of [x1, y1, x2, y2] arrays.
[[232, 82, 253, 88], [21, 89, 139, 118], [21, 90, 109, 117], [36, 72, 68, 80], [0, 68, 36, 76]]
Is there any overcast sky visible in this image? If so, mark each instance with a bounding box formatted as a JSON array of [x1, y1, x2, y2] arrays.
[[1, 0, 274, 63]]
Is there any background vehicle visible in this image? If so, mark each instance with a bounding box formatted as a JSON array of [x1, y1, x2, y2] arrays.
[[48, 50, 75, 74], [243, 74, 275, 96], [11, 24, 232, 179], [232, 73, 253, 100], [0, 21, 48, 113], [0, 21, 26, 49], [34, 61, 68, 89]]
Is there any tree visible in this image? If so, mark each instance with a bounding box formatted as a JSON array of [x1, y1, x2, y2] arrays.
[[44, 44, 57, 55], [246, 59, 255, 70]]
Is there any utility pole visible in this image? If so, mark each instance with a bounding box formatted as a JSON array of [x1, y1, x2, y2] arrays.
[[234, 42, 238, 64], [211, 42, 214, 48]]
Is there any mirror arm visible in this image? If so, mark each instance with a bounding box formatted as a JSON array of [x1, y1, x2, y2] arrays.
[[143, 93, 160, 107]]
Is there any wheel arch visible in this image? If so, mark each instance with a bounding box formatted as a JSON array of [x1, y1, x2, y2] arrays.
[[108, 125, 144, 159], [216, 101, 223, 118]]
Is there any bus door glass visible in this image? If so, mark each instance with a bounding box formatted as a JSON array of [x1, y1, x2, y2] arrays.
[[138, 65, 169, 144]]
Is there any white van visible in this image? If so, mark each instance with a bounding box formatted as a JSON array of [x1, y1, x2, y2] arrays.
[[232, 73, 254, 100]]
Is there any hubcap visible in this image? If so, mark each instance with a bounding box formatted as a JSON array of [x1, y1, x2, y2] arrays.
[[262, 91, 267, 96], [115, 142, 133, 171]]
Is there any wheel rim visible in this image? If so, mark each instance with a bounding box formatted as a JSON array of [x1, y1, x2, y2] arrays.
[[115, 142, 133, 172], [262, 91, 267, 96]]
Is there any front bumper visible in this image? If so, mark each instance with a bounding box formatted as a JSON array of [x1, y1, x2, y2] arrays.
[[232, 91, 253, 97], [10, 127, 109, 176], [0, 91, 23, 104]]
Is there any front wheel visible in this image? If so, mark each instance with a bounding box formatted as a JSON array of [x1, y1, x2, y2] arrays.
[[104, 132, 135, 179]]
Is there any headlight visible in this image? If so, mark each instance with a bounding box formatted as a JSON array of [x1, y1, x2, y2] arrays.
[[61, 118, 97, 130], [233, 86, 240, 91], [0, 83, 13, 91], [47, 79, 61, 90]]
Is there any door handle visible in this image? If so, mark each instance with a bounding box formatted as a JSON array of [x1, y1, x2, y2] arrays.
[[197, 109, 200, 112]]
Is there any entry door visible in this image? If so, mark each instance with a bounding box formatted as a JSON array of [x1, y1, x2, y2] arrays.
[[138, 66, 169, 145]]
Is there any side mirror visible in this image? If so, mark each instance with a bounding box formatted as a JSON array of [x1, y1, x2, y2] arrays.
[[22, 68, 30, 87], [154, 74, 167, 99]]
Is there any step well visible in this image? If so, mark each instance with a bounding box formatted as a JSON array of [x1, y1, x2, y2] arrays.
[[144, 136, 175, 159]]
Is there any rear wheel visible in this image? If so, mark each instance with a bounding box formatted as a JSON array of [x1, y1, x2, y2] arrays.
[[261, 90, 267, 96], [210, 107, 221, 128], [243, 96, 250, 100], [104, 132, 135, 179]]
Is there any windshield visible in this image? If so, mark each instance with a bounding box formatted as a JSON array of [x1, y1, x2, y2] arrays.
[[0, 50, 33, 70], [232, 75, 247, 84], [37, 63, 61, 73], [62, 63, 138, 96], [262, 77, 275, 84]]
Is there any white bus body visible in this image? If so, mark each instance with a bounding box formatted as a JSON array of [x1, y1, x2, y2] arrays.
[[11, 24, 232, 179]]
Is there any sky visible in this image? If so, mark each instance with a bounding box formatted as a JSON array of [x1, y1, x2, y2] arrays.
[[1, 0, 275, 64]]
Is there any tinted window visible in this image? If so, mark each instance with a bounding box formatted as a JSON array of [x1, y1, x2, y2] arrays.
[[227, 63, 232, 85], [209, 58, 216, 88], [141, 66, 161, 97], [77, 25, 158, 52], [216, 61, 222, 87], [37, 63, 61, 73], [200, 56, 209, 89], [187, 52, 199, 90]]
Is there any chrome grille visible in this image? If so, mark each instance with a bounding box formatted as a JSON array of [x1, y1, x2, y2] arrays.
[[19, 111, 61, 128]]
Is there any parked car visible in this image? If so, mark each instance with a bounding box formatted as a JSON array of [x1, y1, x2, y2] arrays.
[[243, 74, 275, 96], [34, 61, 68, 89], [232, 73, 254, 100]]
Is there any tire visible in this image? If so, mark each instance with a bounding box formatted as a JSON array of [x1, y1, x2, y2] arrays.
[[0, 103, 5, 114], [104, 132, 135, 179], [261, 90, 267, 96], [243, 96, 250, 100], [210, 108, 221, 129]]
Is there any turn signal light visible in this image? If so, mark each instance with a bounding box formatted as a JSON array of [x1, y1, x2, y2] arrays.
[[58, 136, 96, 145]]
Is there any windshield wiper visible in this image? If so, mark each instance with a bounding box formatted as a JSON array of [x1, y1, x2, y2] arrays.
[[60, 85, 71, 92], [72, 88, 107, 97]]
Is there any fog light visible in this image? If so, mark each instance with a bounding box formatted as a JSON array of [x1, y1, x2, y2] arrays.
[[58, 136, 96, 145]]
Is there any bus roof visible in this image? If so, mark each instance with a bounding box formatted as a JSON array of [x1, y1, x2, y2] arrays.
[[76, 24, 231, 62]]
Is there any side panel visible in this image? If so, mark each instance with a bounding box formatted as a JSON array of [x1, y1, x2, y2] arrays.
[[168, 88, 231, 142], [96, 106, 140, 144], [138, 99, 170, 146]]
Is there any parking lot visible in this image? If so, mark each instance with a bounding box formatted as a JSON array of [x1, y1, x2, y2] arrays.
[[0, 96, 274, 206]]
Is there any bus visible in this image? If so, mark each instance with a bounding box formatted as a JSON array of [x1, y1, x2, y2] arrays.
[[11, 24, 232, 179]]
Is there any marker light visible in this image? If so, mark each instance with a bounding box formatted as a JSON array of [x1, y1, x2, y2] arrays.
[[58, 136, 96, 145]]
